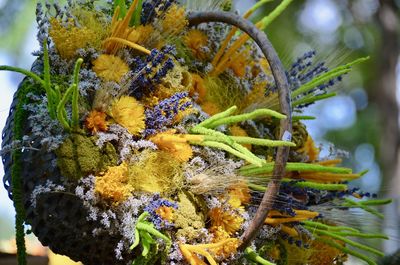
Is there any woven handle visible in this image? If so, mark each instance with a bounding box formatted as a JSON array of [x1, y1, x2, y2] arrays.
[[187, 11, 293, 248]]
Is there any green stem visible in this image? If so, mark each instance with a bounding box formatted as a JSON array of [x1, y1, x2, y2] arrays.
[[293, 69, 350, 98], [114, 0, 127, 19], [302, 220, 360, 233], [136, 223, 170, 243], [193, 141, 263, 167], [228, 136, 295, 147], [343, 198, 384, 219], [131, 0, 143, 26], [315, 236, 377, 265], [292, 92, 336, 107], [248, 183, 267, 192], [0, 66, 44, 87], [358, 199, 392, 206], [248, 0, 274, 14], [71, 59, 83, 130], [191, 127, 265, 166], [287, 180, 347, 191], [292, 57, 369, 98], [333, 232, 388, 239], [206, 108, 286, 128], [138, 212, 149, 222], [305, 225, 385, 257], [56, 84, 76, 131], [240, 162, 352, 175], [292, 116, 316, 121], [140, 231, 154, 256], [245, 247, 276, 265], [196, 105, 238, 128], [130, 229, 141, 250], [260, 0, 294, 30]]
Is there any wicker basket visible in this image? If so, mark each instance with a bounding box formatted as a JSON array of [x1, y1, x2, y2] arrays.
[[2, 11, 292, 265]]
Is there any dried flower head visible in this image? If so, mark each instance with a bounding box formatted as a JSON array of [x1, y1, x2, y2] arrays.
[[95, 163, 132, 203], [162, 4, 188, 36], [92, 54, 130, 83], [110, 96, 145, 136], [49, 17, 98, 59], [85, 110, 108, 134], [184, 29, 208, 60], [209, 208, 244, 235], [149, 130, 196, 162]]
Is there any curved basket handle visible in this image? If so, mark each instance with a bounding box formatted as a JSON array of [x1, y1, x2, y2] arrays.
[[187, 11, 293, 249]]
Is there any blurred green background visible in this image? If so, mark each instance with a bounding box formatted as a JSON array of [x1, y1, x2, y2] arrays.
[[0, 0, 399, 263]]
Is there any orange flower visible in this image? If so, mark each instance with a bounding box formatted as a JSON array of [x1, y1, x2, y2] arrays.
[[95, 163, 132, 203], [299, 135, 320, 161], [156, 206, 175, 223], [209, 208, 243, 235], [149, 130, 203, 162], [85, 110, 108, 134], [184, 30, 208, 60], [228, 50, 250, 77], [189, 74, 207, 103]]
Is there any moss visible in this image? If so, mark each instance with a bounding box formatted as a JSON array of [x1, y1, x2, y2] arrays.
[[55, 132, 118, 180], [11, 80, 43, 265], [174, 192, 206, 240]]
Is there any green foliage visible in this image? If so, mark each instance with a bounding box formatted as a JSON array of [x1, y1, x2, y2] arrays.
[[304, 221, 388, 265], [9, 79, 44, 265], [114, 0, 127, 19], [0, 40, 84, 132], [292, 57, 369, 98], [189, 105, 294, 167], [245, 247, 276, 265], [130, 212, 171, 263]]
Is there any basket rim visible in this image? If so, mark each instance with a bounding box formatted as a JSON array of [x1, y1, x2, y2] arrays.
[[188, 10, 293, 249]]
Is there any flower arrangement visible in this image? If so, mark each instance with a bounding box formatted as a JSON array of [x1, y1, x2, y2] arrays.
[[0, 0, 392, 265]]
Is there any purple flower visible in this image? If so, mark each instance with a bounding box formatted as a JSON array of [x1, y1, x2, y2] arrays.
[[144, 92, 192, 136]]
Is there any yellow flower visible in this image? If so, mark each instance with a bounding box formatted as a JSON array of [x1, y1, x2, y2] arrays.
[[179, 238, 240, 265], [228, 182, 251, 208], [149, 130, 202, 162], [209, 208, 243, 235], [209, 226, 240, 258], [184, 30, 208, 60], [162, 4, 188, 35], [92, 54, 130, 83], [49, 18, 99, 59], [95, 163, 132, 203], [85, 110, 108, 134], [127, 25, 154, 44], [110, 96, 145, 135]]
